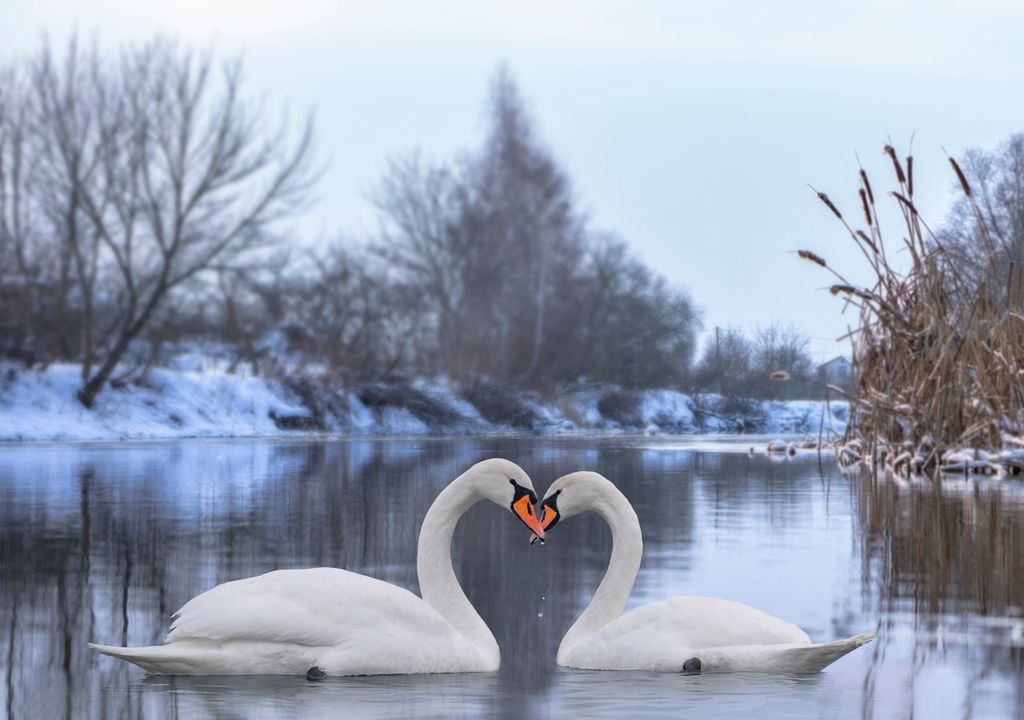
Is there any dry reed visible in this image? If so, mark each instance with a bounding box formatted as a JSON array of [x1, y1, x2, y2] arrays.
[[801, 146, 1024, 476]]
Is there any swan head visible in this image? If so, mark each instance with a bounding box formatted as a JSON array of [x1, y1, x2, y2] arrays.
[[530, 471, 617, 544], [468, 458, 546, 540]]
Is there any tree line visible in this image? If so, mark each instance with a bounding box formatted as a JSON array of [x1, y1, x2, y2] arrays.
[[243, 67, 705, 392], [691, 323, 822, 400], [1, 35, 831, 406]]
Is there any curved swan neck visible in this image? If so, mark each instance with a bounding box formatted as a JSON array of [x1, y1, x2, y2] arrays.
[[416, 469, 498, 662], [560, 482, 642, 657]]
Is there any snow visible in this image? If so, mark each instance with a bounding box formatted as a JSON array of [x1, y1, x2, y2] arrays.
[[0, 362, 850, 443], [411, 377, 484, 424], [638, 390, 695, 432], [375, 406, 431, 435], [0, 363, 307, 442], [761, 399, 848, 435]]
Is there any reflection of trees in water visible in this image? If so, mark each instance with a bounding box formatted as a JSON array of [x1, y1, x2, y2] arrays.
[[0, 440, 486, 719], [853, 472, 1024, 719], [856, 475, 1023, 614], [696, 454, 826, 533], [1, 438, 697, 719]]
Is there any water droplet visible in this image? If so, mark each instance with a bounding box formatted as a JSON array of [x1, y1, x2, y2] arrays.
[[541, 596, 546, 601], [537, 611, 544, 618]]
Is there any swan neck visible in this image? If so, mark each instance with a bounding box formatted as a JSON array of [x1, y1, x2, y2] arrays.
[[560, 487, 642, 657], [416, 470, 498, 662]]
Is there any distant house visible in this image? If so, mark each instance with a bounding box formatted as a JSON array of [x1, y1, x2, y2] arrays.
[[816, 356, 853, 390]]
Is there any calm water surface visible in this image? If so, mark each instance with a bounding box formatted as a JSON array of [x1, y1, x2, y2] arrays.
[[1, 436, 1022, 719]]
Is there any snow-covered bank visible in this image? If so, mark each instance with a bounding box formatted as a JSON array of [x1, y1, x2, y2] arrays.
[[0, 363, 849, 442]]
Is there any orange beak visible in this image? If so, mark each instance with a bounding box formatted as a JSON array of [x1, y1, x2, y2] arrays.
[[513, 494, 545, 541], [529, 504, 559, 545]]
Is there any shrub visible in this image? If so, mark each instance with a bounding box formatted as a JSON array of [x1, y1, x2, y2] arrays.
[[596, 389, 642, 427]]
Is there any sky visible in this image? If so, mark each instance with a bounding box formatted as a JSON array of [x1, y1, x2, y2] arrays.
[[3, 0, 1024, 361]]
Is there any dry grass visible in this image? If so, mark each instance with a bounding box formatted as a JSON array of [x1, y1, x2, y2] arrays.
[[801, 146, 1024, 475]]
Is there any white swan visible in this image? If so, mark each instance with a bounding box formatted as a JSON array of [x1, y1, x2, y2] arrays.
[[89, 458, 546, 676], [532, 471, 874, 673]]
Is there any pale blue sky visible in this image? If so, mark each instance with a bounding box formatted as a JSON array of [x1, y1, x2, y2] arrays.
[[4, 1, 1024, 360]]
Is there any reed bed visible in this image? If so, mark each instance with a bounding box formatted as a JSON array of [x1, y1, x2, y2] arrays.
[[801, 146, 1024, 476]]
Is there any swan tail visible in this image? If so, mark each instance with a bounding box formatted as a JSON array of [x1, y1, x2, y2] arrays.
[[775, 632, 875, 672], [88, 642, 220, 675], [701, 631, 875, 673]]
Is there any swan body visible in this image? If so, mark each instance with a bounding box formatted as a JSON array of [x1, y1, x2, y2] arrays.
[[91, 568, 487, 675], [90, 459, 546, 676], [538, 472, 874, 673]]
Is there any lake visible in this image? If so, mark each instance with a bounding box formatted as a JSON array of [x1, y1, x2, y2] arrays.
[[1, 436, 1021, 719]]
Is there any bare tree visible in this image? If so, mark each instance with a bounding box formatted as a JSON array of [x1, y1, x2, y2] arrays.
[[750, 322, 813, 398], [467, 67, 584, 382], [27, 37, 107, 372], [937, 133, 1024, 307], [24, 36, 317, 406], [0, 68, 33, 283], [0, 66, 38, 358], [370, 153, 469, 373], [368, 69, 588, 385], [571, 235, 698, 388], [289, 243, 420, 382], [693, 326, 754, 396], [0, 61, 76, 363]]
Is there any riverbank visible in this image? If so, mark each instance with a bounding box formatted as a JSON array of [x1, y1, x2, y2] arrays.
[[0, 362, 848, 442]]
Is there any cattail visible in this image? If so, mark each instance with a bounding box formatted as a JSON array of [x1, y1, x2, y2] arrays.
[[860, 169, 875, 205], [884, 145, 906, 184], [830, 284, 873, 301], [855, 229, 879, 254], [891, 191, 918, 215], [798, 250, 827, 267], [859, 189, 872, 226], [818, 147, 1020, 470], [949, 156, 972, 197], [815, 190, 843, 220]]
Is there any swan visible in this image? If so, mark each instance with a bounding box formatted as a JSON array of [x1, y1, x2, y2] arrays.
[[89, 458, 546, 677], [531, 471, 874, 674]]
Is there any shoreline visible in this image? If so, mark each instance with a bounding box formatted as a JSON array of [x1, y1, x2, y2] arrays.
[[0, 362, 849, 444]]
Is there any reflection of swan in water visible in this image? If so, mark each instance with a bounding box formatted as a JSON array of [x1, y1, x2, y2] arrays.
[[142, 666, 843, 719], [90, 459, 545, 676], [546, 667, 844, 717], [533, 471, 874, 673], [142, 671, 506, 718]]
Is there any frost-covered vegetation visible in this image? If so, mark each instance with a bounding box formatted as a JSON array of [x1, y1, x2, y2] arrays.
[[0, 358, 848, 441], [804, 144, 1024, 476]]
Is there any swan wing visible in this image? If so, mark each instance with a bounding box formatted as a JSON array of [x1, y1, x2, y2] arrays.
[[167, 567, 459, 647], [564, 595, 813, 670], [602, 596, 810, 647]]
